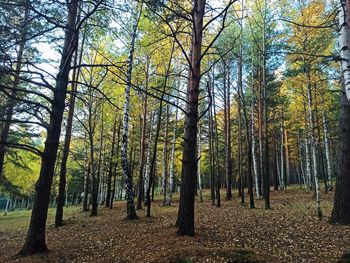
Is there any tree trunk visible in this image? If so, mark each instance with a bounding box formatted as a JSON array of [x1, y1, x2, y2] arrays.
[[106, 119, 118, 208], [284, 124, 290, 189], [83, 160, 90, 212], [136, 59, 149, 210], [144, 112, 154, 204], [322, 108, 332, 191], [20, 0, 79, 255], [208, 81, 216, 206], [197, 126, 203, 202], [262, 3, 270, 209], [162, 104, 169, 205], [339, 0, 350, 103], [252, 105, 260, 199], [164, 97, 178, 205], [307, 75, 322, 219], [330, 82, 350, 224], [120, 9, 140, 220], [146, 42, 174, 216], [238, 96, 244, 205], [280, 121, 285, 191], [55, 24, 85, 226], [177, 0, 205, 236], [110, 120, 121, 209], [223, 63, 232, 200], [213, 80, 221, 208]]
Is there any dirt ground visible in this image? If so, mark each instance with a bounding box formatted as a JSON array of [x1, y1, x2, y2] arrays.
[[1, 188, 350, 263]]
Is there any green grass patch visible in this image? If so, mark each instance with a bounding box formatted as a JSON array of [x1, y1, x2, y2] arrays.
[[0, 206, 81, 233]]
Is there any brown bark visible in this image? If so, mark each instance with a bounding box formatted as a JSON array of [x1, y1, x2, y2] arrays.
[[55, 22, 86, 226], [177, 0, 205, 236], [20, 0, 79, 255]]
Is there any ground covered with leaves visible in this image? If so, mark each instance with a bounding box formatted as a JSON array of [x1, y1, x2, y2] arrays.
[[1, 188, 350, 263]]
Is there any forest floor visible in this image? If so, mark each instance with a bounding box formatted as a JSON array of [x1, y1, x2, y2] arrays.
[[1, 187, 350, 263]]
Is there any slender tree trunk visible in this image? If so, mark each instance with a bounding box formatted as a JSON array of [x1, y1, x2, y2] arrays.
[[110, 120, 121, 209], [144, 112, 154, 204], [223, 63, 232, 200], [106, 119, 118, 208], [238, 96, 244, 205], [252, 105, 260, 199], [208, 83, 216, 206], [146, 42, 175, 216], [197, 126, 203, 202], [55, 56, 78, 226], [297, 130, 307, 189], [83, 160, 90, 212], [307, 76, 322, 219], [20, 0, 79, 255], [146, 103, 162, 216], [262, 2, 270, 208], [237, 22, 254, 208], [55, 23, 86, 226], [284, 124, 290, 189], [162, 104, 169, 205], [136, 60, 149, 210], [120, 8, 141, 220], [165, 97, 179, 205], [213, 83, 221, 208], [280, 122, 285, 191], [322, 108, 332, 191]]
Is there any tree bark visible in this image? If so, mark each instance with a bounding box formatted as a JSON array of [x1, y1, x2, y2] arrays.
[[164, 97, 178, 205], [120, 8, 140, 220], [20, 0, 79, 255], [55, 22, 86, 226], [322, 108, 332, 191], [284, 124, 290, 189], [146, 42, 174, 216], [306, 74, 322, 219], [110, 119, 122, 209], [162, 104, 169, 205], [280, 121, 285, 191], [177, 0, 205, 236], [223, 62, 232, 200], [208, 80, 216, 206], [106, 118, 118, 208], [339, 0, 350, 102], [136, 59, 149, 210], [213, 80, 221, 208], [197, 126, 203, 202], [330, 81, 350, 224]]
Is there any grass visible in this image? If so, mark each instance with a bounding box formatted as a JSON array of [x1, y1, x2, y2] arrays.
[[0, 206, 81, 232]]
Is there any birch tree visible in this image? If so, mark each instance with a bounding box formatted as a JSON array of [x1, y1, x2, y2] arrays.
[[120, 6, 141, 220]]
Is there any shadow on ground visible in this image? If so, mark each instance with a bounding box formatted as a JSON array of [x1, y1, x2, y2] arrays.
[[157, 248, 265, 263]]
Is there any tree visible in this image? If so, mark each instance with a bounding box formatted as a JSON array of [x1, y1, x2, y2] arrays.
[[330, 0, 350, 224], [20, 0, 104, 254], [20, 0, 80, 254], [120, 5, 141, 220]]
